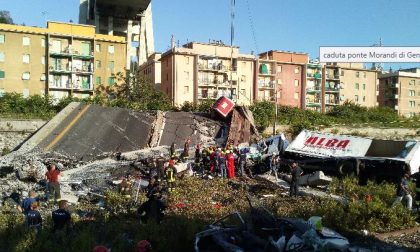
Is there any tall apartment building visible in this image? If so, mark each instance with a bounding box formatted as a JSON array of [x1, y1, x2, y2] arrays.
[[256, 51, 308, 108], [160, 42, 255, 106], [378, 68, 420, 117], [139, 52, 161, 90], [79, 0, 154, 68], [0, 22, 126, 99], [322, 63, 378, 112], [305, 61, 323, 112]]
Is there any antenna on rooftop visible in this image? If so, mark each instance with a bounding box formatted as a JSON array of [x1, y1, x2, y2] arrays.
[[371, 38, 384, 71]]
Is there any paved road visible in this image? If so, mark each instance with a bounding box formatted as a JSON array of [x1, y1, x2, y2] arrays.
[[38, 104, 155, 161]]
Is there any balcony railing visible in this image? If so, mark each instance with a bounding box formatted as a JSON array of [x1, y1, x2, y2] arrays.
[[49, 82, 92, 91], [198, 63, 229, 72]]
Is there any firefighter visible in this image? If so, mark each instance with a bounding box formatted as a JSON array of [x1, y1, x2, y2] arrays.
[[226, 150, 235, 179], [183, 137, 191, 159], [165, 159, 177, 192], [239, 149, 247, 177]]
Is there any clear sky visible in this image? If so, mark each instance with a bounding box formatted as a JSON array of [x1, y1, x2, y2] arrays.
[[2, 0, 420, 69]]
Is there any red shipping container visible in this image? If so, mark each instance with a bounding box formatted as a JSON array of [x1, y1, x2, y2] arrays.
[[213, 96, 235, 117]]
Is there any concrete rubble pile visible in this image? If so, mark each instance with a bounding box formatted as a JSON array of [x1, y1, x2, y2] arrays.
[[0, 102, 257, 205]]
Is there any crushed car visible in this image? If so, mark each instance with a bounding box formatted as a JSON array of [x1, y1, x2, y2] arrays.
[[195, 199, 349, 252]]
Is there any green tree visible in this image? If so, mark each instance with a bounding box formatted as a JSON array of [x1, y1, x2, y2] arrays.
[[0, 11, 13, 24], [249, 100, 275, 131], [96, 68, 173, 111]]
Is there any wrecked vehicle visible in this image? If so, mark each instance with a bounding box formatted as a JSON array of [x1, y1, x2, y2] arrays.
[[194, 199, 349, 252], [265, 130, 420, 182]]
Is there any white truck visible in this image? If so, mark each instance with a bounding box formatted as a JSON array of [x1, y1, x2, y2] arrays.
[[267, 130, 420, 182]]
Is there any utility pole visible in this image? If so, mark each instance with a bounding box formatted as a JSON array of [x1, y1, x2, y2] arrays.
[[273, 89, 278, 135], [230, 0, 235, 100]]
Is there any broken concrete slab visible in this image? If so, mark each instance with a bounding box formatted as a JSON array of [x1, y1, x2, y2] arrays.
[[298, 171, 332, 186]]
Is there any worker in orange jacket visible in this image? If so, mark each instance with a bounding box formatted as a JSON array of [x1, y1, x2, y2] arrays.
[[226, 150, 235, 179]]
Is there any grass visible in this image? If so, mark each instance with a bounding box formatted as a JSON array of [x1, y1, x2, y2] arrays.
[[0, 177, 416, 252]]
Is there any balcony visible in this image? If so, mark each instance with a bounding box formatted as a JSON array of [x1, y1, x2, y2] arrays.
[[50, 50, 72, 58], [306, 101, 321, 107], [306, 86, 321, 93], [258, 81, 275, 89], [325, 87, 340, 93], [326, 74, 340, 80], [73, 66, 94, 75], [49, 65, 71, 74], [198, 63, 229, 72], [307, 73, 322, 79], [73, 52, 94, 60]]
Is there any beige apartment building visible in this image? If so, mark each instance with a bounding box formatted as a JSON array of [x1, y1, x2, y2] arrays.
[[378, 68, 420, 117], [323, 63, 378, 112], [0, 21, 126, 99], [139, 53, 162, 90], [160, 42, 254, 106]]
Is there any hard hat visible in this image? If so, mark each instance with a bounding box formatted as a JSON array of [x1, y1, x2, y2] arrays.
[[169, 159, 175, 165]]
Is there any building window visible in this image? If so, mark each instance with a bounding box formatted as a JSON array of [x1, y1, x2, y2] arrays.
[[108, 45, 114, 54], [362, 96, 366, 102], [108, 61, 114, 70], [0, 34, 4, 44], [294, 79, 299, 87], [96, 44, 101, 52], [241, 75, 246, 82], [355, 83, 359, 90], [184, 86, 189, 94], [41, 57, 45, 65], [40, 74, 46, 81], [409, 79, 416, 85], [22, 36, 31, 46], [363, 72, 366, 78], [186, 56, 190, 64], [166, 73, 169, 81], [294, 92, 299, 100], [185, 71, 190, 80], [277, 65, 282, 73], [356, 71, 360, 78], [241, 89, 246, 96], [0, 52, 4, 62], [108, 77, 115, 86], [0, 70, 5, 79], [96, 76, 101, 85], [354, 95, 359, 102], [409, 90, 415, 96], [409, 101, 416, 108], [22, 54, 30, 64], [96, 60, 101, 69], [23, 89, 29, 98], [294, 67, 299, 74], [41, 38, 45, 47], [22, 72, 30, 80], [362, 84, 366, 90], [341, 70, 344, 76]]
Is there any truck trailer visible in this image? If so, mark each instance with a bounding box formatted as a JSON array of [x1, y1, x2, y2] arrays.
[[265, 130, 420, 182]]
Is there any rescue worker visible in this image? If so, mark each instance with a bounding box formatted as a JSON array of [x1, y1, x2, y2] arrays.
[[183, 137, 191, 159], [413, 171, 420, 209], [156, 153, 166, 181], [210, 147, 216, 173], [45, 163, 61, 203], [165, 159, 177, 192], [239, 149, 247, 177], [226, 150, 235, 179], [279, 134, 289, 156], [392, 173, 413, 210], [195, 144, 201, 163], [138, 179, 167, 223], [20, 190, 38, 216], [270, 152, 278, 179], [26, 201, 42, 233], [119, 176, 132, 198], [218, 151, 227, 178], [170, 142, 176, 158], [137, 240, 152, 252], [52, 200, 71, 231], [290, 161, 303, 197]]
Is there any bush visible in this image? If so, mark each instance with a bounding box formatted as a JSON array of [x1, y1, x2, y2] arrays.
[[250, 101, 275, 131]]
